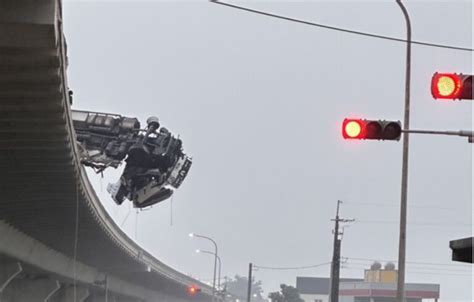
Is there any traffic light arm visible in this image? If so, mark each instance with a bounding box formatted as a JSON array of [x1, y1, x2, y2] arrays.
[[402, 129, 474, 142]]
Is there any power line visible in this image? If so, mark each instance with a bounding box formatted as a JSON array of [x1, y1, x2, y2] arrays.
[[343, 201, 458, 211], [342, 261, 472, 273], [345, 263, 471, 273], [354, 219, 471, 228], [343, 264, 471, 273], [342, 266, 472, 277], [210, 0, 474, 52], [254, 261, 331, 271], [404, 271, 472, 277], [344, 257, 472, 268]]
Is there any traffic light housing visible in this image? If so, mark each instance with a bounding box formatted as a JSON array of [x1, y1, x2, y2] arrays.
[[431, 73, 473, 100], [342, 119, 402, 141]]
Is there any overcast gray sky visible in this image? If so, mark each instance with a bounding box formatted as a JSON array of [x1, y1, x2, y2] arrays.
[[63, 1, 472, 301]]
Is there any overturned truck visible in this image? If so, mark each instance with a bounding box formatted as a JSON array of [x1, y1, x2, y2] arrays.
[[72, 110, 192, 208]]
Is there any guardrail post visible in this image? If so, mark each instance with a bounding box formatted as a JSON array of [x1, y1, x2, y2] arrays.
[[59, 284, 90, 302], [0, 262, 22, 301], [1, 278, 60, 302], [0, 262, 22, 294], [44, 280, 61, 302]]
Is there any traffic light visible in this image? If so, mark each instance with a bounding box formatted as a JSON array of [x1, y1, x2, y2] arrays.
[[342, 119, 402, 141], [431, 73, 473, 100], [188, 285, 202, 296]]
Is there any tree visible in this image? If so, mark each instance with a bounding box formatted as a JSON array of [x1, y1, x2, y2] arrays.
[[268, 284, 303, 302], [268, 291, 284, 302], [224, 275, 264, 300]]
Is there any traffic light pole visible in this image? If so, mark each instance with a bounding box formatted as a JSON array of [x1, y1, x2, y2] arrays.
[[396, 1, 411, 302]]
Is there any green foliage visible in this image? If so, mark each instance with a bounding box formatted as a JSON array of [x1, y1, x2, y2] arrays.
[[225, 275, 264, 299], [268, 291, 284, 302], [268, 284, 304, 302]]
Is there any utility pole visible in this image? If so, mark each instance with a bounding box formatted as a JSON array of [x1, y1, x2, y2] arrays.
[[329, 200, 354, 302], [247, 263, 253, 302]]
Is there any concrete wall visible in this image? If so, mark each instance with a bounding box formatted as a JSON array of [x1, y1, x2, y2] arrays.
[[0, 0, 56, 24], [0, 0, 58, 48], [0, 275, 204, 302]]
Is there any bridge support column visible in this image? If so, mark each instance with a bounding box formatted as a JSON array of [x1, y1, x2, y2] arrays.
[[1, 278, 60, 302]]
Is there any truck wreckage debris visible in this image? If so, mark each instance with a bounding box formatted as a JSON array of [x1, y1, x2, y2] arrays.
[[72, 110, 192, 208]]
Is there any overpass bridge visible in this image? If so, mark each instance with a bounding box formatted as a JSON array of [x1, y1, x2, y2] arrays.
[[0, 1, 213, 301]]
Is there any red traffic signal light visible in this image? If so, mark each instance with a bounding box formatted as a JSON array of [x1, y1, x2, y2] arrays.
[[342, 119, 363, 139], [342, 119, 402, 141], [188, 285, 201, 295], [431, 73, 473, 100]]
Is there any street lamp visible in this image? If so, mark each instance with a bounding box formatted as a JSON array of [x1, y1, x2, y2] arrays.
[[395, 1, 412, 301], [189, 233, 219, 294], [196, 249, 222, 290]]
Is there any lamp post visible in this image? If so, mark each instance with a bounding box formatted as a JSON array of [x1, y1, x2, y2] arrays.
[[395, 1, 412, 301], [189, 233, 219, 294], [196, 249, 222, 290]]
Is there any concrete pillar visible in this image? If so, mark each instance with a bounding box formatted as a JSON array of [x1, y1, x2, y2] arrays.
[[1, 278, 60, 302]]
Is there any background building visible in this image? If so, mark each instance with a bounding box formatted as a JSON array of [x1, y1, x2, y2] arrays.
[[296, 262, 439, 302], [297, 277, 362, 302]]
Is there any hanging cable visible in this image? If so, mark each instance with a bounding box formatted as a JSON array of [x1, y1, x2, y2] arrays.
[[120, 203, 132, 228], [135, 209, 139, 241], [170, 194, 174, 227], [210, 1, 473, 52]]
